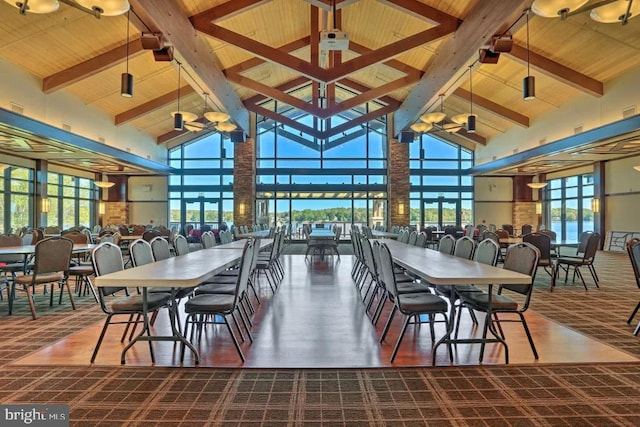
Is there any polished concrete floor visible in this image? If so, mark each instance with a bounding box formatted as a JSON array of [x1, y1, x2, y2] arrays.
[[15, 254, 638, 368]]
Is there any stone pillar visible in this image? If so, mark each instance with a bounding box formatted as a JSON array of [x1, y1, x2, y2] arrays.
[[387, 115, 410, 229], [103, 175, 128, 226], [234, 114, 256, 227], [512, 175, 538, 233]]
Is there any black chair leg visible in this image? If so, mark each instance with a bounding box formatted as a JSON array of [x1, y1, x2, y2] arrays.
[[628, 302, 640, 324], [519, 312, 539, 359], [390, 315, 411, 363]]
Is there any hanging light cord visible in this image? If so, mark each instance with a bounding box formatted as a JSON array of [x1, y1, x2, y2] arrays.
[[469, 65, 473, 115], [526, 9, 531, 78], [125, 10, 130, 74], [176, 61, 182, 112]]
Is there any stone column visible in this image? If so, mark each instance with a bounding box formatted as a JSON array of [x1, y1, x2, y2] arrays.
[[387, 114, 410, 229], [234, 114, 256, 227]]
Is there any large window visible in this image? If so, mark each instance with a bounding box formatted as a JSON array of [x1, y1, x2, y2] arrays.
[[46, 172, 96, 229], [409, 134, 474, 229], [255, 98, 388, 235], [168, 132, 235, 233], [546, 174, 594, 241], [0, 165, 33, 234]]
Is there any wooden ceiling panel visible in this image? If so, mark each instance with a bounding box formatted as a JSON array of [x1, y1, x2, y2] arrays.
[[343, 0, 432, 50], [522, 15, 640, 82], [215, 0, 310, 48], [0, 5, 129, 78]]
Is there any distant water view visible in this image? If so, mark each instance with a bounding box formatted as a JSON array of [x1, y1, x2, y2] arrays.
[[551, 221, 594, 241]]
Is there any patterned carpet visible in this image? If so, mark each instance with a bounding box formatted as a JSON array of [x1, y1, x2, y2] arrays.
[[0, 249, 639, 425]]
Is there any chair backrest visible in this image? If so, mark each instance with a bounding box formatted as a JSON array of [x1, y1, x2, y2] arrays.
[[521, 224, 533, 236], [415, 232, 426, 248], [33, 237, 73, 276], [118, 225, 130, 236], [129, 225, 145, 236], [522, 232, 552, 262], [92, 242, 126, 297], [173, 234, 190, 256], [21, 232, 34, 246], [43, 226, 60, 235], [474, 238, 499, 266], [500, 242, 539, 304], [476, 224, 487, 234], [129, 239, 155, 267], [488, 223, 497, 232], [359, 235, 376, 279], [438, 235, 455, 255], [502, 224, 514, 236], [626, 238, 640, 290], [582, 232, 601, 261], [201, 231, 216, 248], [99, 234, 115, 244], [539, 229, 557, 242], [576, 231, 594, 255], [92, 224, 101, 234], [63, 231, 88, 244], [0, 234, 23, 263], [495, 229, 510, 239], [453, 236, 475, 260], [444, 226, 457, 237], [142, 229, 161, 242], [376, 242, 398, 300], [482, 230, 500, 244], [407, 231, 418, 246], [150, 236, 172, 261]]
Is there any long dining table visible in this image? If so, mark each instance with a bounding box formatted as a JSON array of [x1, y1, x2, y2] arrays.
[[379, 239, 532, 364], [93, 244, 253, 364]]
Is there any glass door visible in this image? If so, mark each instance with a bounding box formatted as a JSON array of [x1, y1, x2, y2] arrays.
[[182, 198, 220, 237], [423, 198, 460, 230]]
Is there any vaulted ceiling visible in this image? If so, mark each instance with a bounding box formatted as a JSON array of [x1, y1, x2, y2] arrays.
[[1, 0, 640, 175]]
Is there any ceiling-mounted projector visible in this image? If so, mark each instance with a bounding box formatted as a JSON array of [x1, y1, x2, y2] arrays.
[[320, 29, 349, 50]]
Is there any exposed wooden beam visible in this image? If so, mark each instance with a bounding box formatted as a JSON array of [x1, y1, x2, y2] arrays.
[[190, 0, 271, 26], [43, 39, 144, 93], [338, 78, 401, 108], [196, 21, 454, 84], [508, 44, 604, 97], [223, 37, 310, 75], [453, 88, 529, 128], [311, 6, 320, 109], [349, 41, 423, 79], [157, 128, 188, 145], [377, 0, 460, 27], [227, 73, 324, 118], [326, 75, 418, 116], [197, 23, 327, 82], [243, 77, 310, 105], [116, 86, 194, 126], [394, 0, 530, 136], [325, 23, 456, 82], [324, 104, 396, 138], [247, 103, 324, 139], [131, 0, 249, 132], [454, 126, 486, 145], [304, 0, 361, 11]]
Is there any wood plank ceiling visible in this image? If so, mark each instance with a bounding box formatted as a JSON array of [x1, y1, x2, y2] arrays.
[[1, 0, 640, 175]]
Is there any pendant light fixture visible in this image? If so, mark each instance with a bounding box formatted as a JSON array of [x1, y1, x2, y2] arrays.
[[120, 10, 133, 98], [420, 94, 447, 124], [466, 64, 477, 132], [523, 8, 536, 100], [173, 62, 184, 131]]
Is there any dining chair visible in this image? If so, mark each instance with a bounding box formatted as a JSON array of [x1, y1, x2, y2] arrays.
[[91, 242, 172, 363], [0, 234, 27, 298], [539, 229, 558, 257], [201, 231, 216, 248], [173, 234, 190, 256], [457, 242, 540, 363], [150, 236, 172, 261], [555, 232, 601, 290], [625, 238, 640, 336], [501, 224, 515, 237], [415, 232, 426, 248], [522, 232, 555, 291], [182, 240, 256, 362], [438, 235, 455, 255], [10, 237, 75, 320], [142, 229, 161, 242], [407, 231, 418, 246], [376, 242, 450, 363]]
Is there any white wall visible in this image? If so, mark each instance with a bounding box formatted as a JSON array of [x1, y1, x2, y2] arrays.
[[474, 176, 513, 226], [127, 176, 168, 226], [605, 155, 640, 231], [476, 67, 640, 165], [0, 59, 166, 163]]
